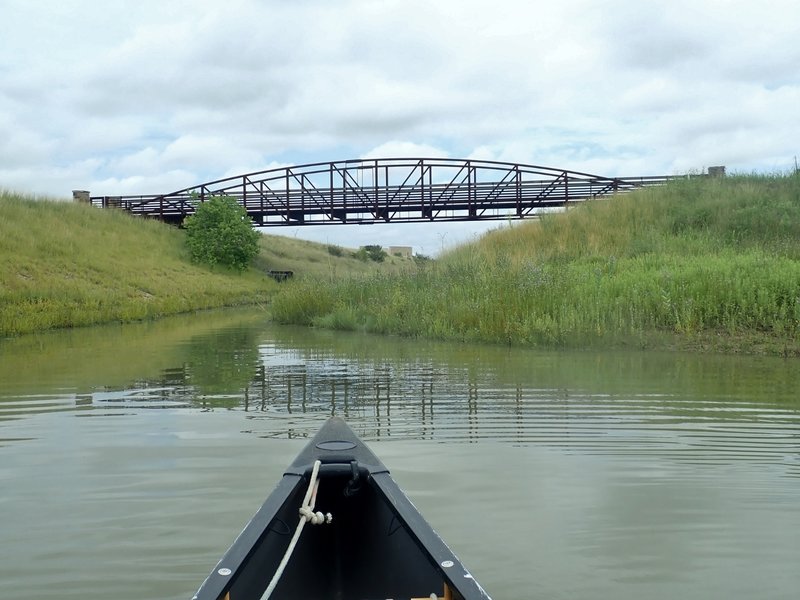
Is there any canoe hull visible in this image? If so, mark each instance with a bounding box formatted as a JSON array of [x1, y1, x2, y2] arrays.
[[192, 417, 491, 600]]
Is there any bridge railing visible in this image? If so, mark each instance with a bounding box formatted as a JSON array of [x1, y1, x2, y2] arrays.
[[89, 159, 691, 226]]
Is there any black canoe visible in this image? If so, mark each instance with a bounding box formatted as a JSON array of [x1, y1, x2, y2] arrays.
[[192, 417, 491, 600]]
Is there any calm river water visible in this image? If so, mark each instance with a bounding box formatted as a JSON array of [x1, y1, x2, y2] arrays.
[[1, 309, 798, 599]]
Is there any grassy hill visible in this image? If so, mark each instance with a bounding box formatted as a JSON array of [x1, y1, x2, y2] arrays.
[[253, 232, 414, 278], [271, 174, 800, 356], [0, 191, 407, 337]]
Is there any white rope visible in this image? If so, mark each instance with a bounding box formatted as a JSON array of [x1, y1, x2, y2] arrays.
[[259, 460, 332, 600]]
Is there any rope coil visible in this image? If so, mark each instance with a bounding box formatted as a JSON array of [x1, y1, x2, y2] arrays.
[[299, 505, 332, 525], [259, 460, 331, 600]]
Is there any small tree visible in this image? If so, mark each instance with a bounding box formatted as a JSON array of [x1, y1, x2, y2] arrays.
[[184, 195, 260, 271]]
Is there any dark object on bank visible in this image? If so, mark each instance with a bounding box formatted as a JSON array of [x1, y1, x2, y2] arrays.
[[708, 166, 726, 177], [191, 417, 491, 600], [267, 270, 294, 282]]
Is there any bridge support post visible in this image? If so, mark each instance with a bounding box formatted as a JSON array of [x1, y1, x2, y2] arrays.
[[72, 190, 91, 203]]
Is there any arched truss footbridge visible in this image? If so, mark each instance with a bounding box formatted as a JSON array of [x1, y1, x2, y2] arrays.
[[90, 158, 680, 226]]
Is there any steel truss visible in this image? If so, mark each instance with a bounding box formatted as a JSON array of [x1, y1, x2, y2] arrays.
[[90, 158, 679, 226]]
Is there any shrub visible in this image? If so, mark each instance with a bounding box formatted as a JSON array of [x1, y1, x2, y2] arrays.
[[353, 248, 369, 261], [184, 196, 260, 271], [361, 245, 387, 262], [326, 244, 345, 257]]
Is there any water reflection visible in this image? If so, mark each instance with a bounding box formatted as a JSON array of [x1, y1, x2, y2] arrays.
[[2, 310, 800, 600], [2, 309, 797, 476]]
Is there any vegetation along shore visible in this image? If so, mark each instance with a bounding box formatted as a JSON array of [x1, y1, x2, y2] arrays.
[[271, 173, 800, 356], [0, 190, 404, 337], [3, 173, 799, 356], [0, 191, 272, 336]]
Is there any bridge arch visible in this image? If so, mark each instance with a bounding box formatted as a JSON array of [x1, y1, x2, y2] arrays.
[[91, 158, 674, 226]]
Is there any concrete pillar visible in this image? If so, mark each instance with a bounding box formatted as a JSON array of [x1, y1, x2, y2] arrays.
[[72, 190, 91, 203]]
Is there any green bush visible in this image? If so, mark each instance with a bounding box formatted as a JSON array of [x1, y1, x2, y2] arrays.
[[361, 245, 387, 262], [184, 196, 261, 271], [326, 244, 345, 257]]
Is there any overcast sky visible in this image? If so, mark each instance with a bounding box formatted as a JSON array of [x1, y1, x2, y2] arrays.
[[2, 0, 798, 255]]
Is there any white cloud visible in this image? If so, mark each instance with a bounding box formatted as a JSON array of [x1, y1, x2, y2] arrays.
[[364, 141, 450, 160], [1, 0, 798, 243]]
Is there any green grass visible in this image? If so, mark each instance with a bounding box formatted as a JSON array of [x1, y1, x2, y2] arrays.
[[254, 234, 412, 278], [271, 173, 800, 355], [0, 192, 276, 336], [0, 191, 415, 337]]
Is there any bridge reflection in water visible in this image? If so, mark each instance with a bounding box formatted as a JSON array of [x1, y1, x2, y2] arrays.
[[89, 158, 680, 226]]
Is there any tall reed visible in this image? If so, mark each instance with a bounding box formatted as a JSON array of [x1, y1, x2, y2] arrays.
[[271, 174, 800, 354]]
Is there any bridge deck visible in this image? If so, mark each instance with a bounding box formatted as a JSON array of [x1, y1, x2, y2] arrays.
[[89, 158, 684, 226]]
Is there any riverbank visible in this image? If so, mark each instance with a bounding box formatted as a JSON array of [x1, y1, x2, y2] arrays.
[[0, 191, 413, 338], [271, 173, 800, 356], [0, 192, 274, 336]]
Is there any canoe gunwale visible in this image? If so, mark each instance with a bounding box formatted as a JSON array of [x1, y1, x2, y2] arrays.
[[370, 470, 491, 600], [191, 418, 491, 600], [191, 474, 304, 600]]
